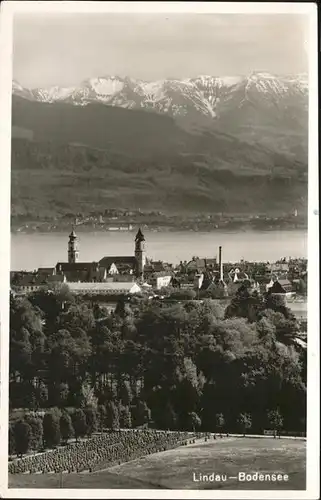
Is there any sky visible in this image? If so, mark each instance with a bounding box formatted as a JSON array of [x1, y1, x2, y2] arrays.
[[13, 13, 309, 88]]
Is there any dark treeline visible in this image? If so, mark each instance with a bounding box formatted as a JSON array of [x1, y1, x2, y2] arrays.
[[9, 284, 306, 456]]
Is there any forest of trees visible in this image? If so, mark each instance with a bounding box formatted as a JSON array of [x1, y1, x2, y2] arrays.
[[9, 284, 306, 455]]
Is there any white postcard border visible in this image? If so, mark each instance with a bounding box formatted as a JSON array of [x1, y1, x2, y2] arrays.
[[0, 2, 319, 499]]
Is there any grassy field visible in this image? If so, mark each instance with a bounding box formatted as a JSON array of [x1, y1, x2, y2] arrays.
[[9, 437, 306, 490]]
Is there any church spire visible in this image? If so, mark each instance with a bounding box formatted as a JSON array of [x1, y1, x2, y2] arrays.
[[135, 228, 146, 278], [135, 227, 145, 242], [68, 226, 79, 263]]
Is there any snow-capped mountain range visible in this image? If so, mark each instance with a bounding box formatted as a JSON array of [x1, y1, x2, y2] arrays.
[[13, 72, 308, 120], [11, 72, 308, 219]]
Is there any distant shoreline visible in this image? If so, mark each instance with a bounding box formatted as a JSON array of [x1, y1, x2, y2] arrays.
[[11, 226, 308, 236]]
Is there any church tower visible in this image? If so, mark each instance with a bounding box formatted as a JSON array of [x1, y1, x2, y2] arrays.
[[68, 228, 79, 263], [135, 228, 146, 278]]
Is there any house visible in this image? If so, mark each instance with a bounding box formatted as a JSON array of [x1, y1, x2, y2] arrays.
[[56, 262, 106, 282], [11, 271, 66, 295], [66, 282, 142, 296], [185, 257, 217, 274], [98, 256, 136, 275], [228, 268, 249, 283], [46, 274, 67, 286], [101, 262, 119, 275], [253, 275, 273, 294], [145, 260, 172, 272], [148, 271, 173, 290], [170, 272, 199, 290], [267, 262, 290, 274], [269, 279, 295, 297], [11, 272, 40, 294], [37, 267, 56, 277]]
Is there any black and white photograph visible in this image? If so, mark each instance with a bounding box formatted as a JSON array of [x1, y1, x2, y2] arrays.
[[0, 1, 319, 498]]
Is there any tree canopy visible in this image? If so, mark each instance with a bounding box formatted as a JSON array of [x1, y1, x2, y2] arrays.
[[9, 288, 306, 440]]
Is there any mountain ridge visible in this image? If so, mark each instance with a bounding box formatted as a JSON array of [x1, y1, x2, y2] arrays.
[[12, 72, 308, 162], [11, 94, 306, 170], [11, 91, 307, 220], [11, 72, 308, 221], [11, 136, 307, 220], [13, 72, 308, 119]]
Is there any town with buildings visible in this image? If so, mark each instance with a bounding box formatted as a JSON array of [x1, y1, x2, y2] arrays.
[[8, 226, 309, 485], [10, 227, 308, 332]]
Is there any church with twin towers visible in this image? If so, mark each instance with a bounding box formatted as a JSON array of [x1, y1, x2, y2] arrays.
[[54, 227, 147, 283]]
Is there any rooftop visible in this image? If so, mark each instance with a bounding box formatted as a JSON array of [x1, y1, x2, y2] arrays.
[[67, 282, 140, 292], [277, 279, 292, 286], [99, 256, 136, 268], [186, 258, 217, 269], [56, 262, 98, 271]]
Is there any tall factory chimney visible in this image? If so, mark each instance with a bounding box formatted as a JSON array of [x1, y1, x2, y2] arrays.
[[218, 246, 223, 281]]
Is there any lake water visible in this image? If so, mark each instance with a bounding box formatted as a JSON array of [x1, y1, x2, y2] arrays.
[[11, 230, 307, 271]]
